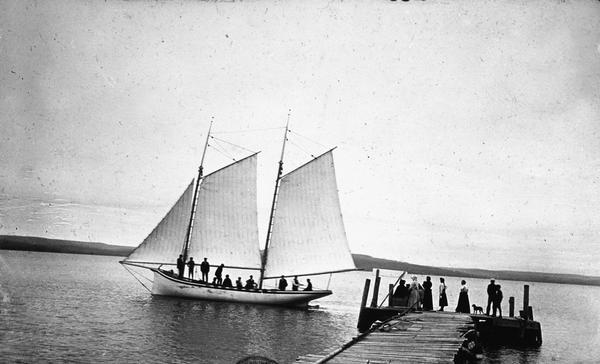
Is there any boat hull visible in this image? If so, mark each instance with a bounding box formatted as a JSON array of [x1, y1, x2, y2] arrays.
[[151, 269, 331, 307]]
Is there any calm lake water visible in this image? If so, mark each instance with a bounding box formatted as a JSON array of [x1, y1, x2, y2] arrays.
[[1, 250, 599, 363]]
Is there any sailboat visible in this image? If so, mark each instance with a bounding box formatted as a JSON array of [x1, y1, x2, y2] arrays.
[[120, 120, 356, 307]]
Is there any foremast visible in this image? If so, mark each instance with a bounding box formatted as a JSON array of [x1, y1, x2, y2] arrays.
[[182, 118, 213, 263], [259, 111, 290, 289]]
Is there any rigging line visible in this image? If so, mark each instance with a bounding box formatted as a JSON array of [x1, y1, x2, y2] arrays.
[[121, 264, 152, 293], [208, 142, 237, 162], [378, 271, 406, 309], [288, 129, 329, 149], [210, 135, 257, 154], [287, 139, 316, 159], [211, 126, 285, 134]]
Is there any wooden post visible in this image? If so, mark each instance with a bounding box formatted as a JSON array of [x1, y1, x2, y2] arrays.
[[370, 269, 381, 308], [360, 279, 371, 309], [388, 284, 394, 307], [523, 285, 529, 320], [528, 306, 534, 320], [509, 297, 514, 317]]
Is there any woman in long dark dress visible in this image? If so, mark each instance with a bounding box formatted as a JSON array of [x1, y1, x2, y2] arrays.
[[438, 277, 448, 311], [422, 276, 433, 311], [455, 279, 471, 313]]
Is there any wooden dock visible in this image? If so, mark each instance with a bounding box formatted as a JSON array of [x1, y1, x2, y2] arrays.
[[296, 311, 473, 363]]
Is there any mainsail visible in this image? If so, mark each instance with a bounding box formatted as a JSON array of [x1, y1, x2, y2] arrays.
[[124, 180, 195, 265], [188, 153, 262, 269], [263, 150, 355, 278]]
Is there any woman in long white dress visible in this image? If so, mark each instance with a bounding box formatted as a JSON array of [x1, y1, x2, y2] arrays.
[[407, 276, 421, 310]]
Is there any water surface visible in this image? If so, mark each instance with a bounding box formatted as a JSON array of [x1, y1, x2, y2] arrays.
[[0, 251, 598, 363]]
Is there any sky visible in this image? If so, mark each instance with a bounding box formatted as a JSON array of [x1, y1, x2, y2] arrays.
[[1, 0, 599, 276]]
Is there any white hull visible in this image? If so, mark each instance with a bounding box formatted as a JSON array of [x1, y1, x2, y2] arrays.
[[151, 269, 331, 307]]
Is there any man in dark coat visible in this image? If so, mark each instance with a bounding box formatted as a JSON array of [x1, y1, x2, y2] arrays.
[[187, 257, 195, 280], [200, 257, 210, 282], [493, 285, 503, 317], [278, 275, 288, 290], [176, 254, 184, 279], [214, 264, 224, 285], [486, 279, 496, 315]]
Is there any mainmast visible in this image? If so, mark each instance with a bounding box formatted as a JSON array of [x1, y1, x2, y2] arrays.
[[182, 118, 213, 263], [258, 111, 290, 289]]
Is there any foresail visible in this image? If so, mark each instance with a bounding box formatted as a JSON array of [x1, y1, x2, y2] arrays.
[[263, 150, 355, 278], [124, 180, 194, 265], [188, 154, 262, 269]]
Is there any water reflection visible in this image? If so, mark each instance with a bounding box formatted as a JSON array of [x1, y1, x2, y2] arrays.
[[140, 296, 340, 363]]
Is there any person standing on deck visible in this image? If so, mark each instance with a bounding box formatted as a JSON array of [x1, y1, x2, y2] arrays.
[[422, 276, 434, 311], [200, 257, 210, 282], [438, 277, 448, 311], [176, 255, 184, 279], [493, 285, 503, 317], [486, 279, 496, 315], [278, 276, 288, 290], [455, 280, 471, 313], [292, 276, 301, 291], [214, 264, 224, 285], [303, 279, 313, 291], [187, 257, 195, 280]]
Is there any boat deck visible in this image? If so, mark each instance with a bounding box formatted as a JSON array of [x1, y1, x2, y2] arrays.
[[296, 311, 473, 364]]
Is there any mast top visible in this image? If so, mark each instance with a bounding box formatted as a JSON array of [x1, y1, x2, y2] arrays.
[[198, 117, 213, 177]]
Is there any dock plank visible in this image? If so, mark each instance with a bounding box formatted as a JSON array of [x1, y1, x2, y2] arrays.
[[296, 311, 473, 363]]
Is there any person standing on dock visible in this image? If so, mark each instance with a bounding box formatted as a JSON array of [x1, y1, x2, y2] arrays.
[[438, 277, 448, 311], [493, 285, 503, 317], [422, 276, 433, 311], [278, 276, 288, 290], [200, 257, 210, 282], [392, 279, 408, 306], [176, 254, 184, 279], [407, 276, 421, 310], [486, 279, 496, 315], [455, 279, 471, 313], [187, 257, 195, 280]]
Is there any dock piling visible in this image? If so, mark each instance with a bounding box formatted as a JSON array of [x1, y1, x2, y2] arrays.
[[369, 269, 380, 308], [388, 284, 394, 307], [360, 279, 371, 310], [509, 296, 514, 317], [522, 284, 529, 319]]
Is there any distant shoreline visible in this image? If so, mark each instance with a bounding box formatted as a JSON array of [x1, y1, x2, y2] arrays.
[[2, 234, 599, 287]]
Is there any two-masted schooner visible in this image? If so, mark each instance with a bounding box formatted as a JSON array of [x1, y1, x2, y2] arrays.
[[120, 120, 356, 307]]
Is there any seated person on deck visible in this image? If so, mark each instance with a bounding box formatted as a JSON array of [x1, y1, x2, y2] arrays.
[[303, 279, 313, 291], [222, 274, 232, 288], [235, 277, 243, 289], [245, 275, 256, 289]]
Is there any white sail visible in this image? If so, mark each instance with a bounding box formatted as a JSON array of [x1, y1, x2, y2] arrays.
[[188, 154, 262, 269], [263, 150, 355, 278], [124, 180, 195, 265]]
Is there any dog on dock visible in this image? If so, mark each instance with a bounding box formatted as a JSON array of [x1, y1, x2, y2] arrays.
[[472, 304, 484, 314]]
